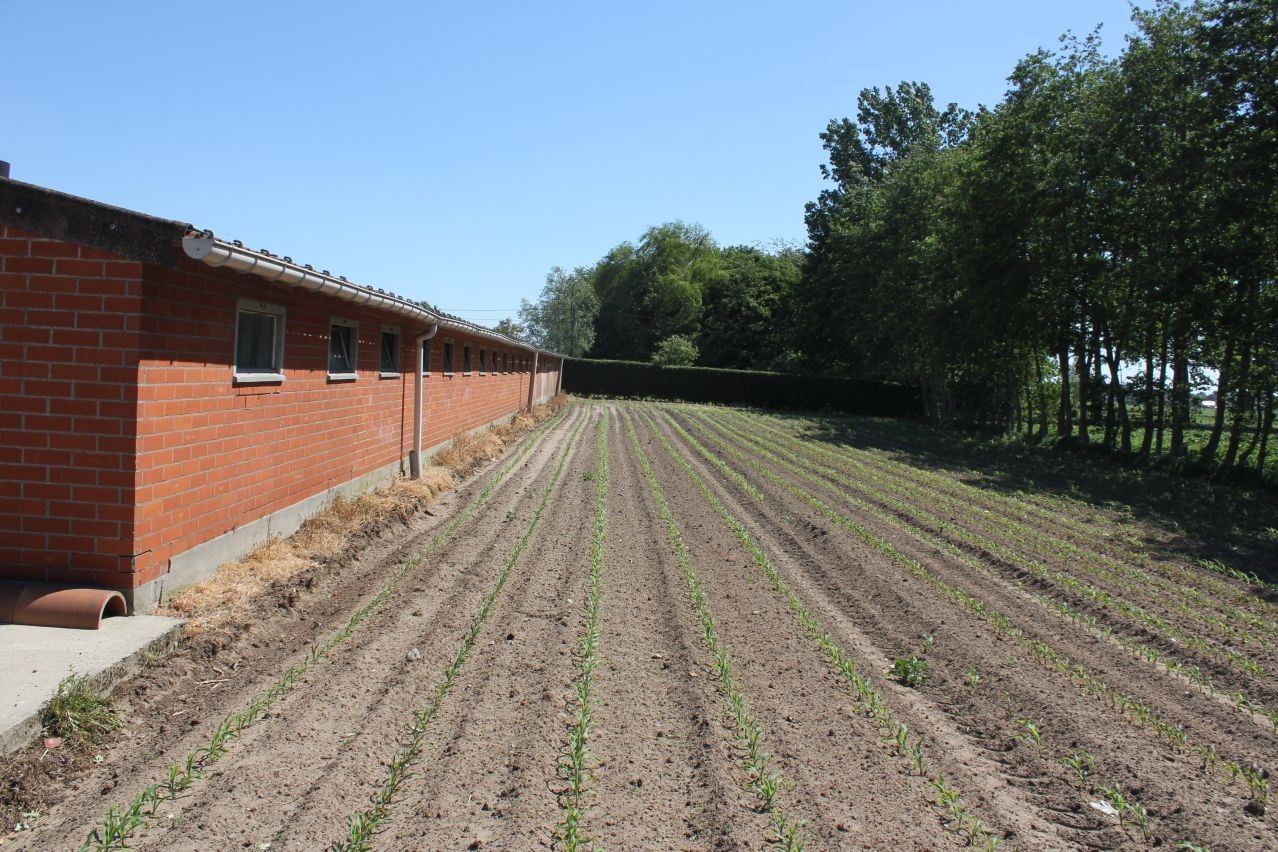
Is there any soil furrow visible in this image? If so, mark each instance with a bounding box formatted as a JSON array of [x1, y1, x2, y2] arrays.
[[587, 404, 765, 850], [657, 404, 1276, 850], [372, 405, 599, 850], [17, 406, 583, 852], [633, 406, 969, 850]]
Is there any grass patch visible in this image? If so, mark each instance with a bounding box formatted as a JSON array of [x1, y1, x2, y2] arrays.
[[41, 673, 122, 750]]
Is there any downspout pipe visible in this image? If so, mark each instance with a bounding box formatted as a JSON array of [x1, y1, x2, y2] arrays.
[[527, 350, 539, 409], [411, 323, 439, 478], [556, 356, 565, 397]]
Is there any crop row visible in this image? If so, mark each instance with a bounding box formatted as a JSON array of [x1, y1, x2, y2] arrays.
[[332, 406, 589, 850], [768, 410, 1278, 629], [716, 408, 1271, 674], [690, 407, 1277, 724], [78, 406, 575, 852], [657, 405, 1265, 800], [625, 413, 807, 850], [636, 407, 1002, 849], [555, 407, 610, 850]]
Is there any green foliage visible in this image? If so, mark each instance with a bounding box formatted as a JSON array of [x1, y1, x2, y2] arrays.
[[518, 266, 598, 357], [650, 334, 699, 367], [42, 673, 122, 749], [590, 222, 724, 361], [890, 653, 928, 687]]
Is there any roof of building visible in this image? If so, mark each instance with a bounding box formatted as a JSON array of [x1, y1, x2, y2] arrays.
[[0, 177, 558, 357]]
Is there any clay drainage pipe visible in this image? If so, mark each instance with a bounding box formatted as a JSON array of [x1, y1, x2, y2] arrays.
[[0, 583, 127, 630]]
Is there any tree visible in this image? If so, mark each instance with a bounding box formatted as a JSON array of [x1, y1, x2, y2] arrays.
[[651, 334, 699, 366], [589, 222, 725, 361], [518, 266, 598, 356], [492, 317, 525, 340], [698, 246, 801, 371]]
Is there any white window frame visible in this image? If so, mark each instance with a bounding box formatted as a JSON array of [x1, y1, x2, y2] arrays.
[[380, 325, 401, 378], [233, 297, 286, 384], [328, 317, 359, 381]]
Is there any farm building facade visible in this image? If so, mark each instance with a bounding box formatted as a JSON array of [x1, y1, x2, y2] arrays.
[[0, 178, 563, 611]]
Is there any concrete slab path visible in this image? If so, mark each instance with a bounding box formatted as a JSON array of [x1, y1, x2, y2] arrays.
[[0, 615, 183, 755]]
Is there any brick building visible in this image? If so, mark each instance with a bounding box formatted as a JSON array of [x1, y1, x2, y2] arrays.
[[0, 178, 563, 610]]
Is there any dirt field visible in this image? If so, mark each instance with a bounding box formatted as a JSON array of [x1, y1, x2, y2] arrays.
[[6, 400, 1278, 851]]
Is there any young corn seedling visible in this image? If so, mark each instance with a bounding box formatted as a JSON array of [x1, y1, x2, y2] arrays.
[[336, 411, 588, 851], [1013, 719, 1044, 755], [556, 409, 610, 851], [626, 413, 806, 844], [1059, 750, 1094, 785], [650, 406, 998, 849], [1242, 765, 1269, 815], [963, 665, 982, 689], [82, 408, 578, 852]]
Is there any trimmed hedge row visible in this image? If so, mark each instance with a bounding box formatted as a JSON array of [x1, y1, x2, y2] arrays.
[[563, 358, 921, 417]]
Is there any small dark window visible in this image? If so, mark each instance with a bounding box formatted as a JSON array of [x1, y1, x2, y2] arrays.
[[503, 352, 509, 373], [463, 343, 472, 374], [479, 347, 487, 374], [236, 312, 277, 374], [329, 321, 356, 375], [443, 340, 454, 374], [380, 330, 400, 374], [421, 343, 431, 375]]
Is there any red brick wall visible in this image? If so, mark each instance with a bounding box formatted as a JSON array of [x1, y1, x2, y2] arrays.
[[129, 257, 561, 587], [2, 232, 561, 593], [0, 226, 144, 588]]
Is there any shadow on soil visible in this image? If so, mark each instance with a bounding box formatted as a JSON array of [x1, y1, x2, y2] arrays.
[[779, 412, 1278, 596]]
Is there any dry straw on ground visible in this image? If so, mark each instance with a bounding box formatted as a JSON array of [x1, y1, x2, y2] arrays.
[[162, 395, 569, 633]]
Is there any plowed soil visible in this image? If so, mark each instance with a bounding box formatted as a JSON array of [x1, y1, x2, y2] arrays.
[[7, 401, 1277, 851]]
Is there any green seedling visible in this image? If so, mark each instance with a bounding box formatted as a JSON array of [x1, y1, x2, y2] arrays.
[[891, 654, 928, 687], [963, 665, 981, 689], [1059, 750, 1094, 784], [1013, 719, 1043, 754]]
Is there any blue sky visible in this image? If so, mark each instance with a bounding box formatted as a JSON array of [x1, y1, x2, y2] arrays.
[[2, 1, 1140, 325]]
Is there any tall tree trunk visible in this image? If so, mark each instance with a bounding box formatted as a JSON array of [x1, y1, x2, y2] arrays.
[[1223, 294, 1257, 468], [1140, 340, 1155, 457], [1057, 343, 1073, 441], [1155, 331, 1169, 456], [1202, 330, 1235, 462], [1257, 391, 1274, 476], [1169, 327, 1190, 458], [1036, 355, 1049, 441], [1076, 322, 1090, 444]]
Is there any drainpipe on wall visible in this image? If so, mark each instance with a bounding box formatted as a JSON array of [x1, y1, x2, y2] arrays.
[[410, 323, 439, 478], [556, 357, 565, 397], [527, 351, 539, 409]]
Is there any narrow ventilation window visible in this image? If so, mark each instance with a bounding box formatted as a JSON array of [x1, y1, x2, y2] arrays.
[[463, 342, 473, 375], [443, 340, 454, 375], [329, 319, 358, 380], [234, 298, 285, 384], [380, 329, 401, 376]]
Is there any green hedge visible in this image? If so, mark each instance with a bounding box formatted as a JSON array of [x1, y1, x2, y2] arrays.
[[563, 358, 921, 417]]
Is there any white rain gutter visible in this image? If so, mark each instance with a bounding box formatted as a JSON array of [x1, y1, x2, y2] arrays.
[[180, 231, 565, 362], [181, 232, 567, 459]]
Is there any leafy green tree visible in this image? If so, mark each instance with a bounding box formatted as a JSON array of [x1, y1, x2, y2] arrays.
[[651, 334, 699, 366], [518, 266, 598, 356], [492, 317, 525, 340], [698, 246, 801, 370], [590, 222, 725, 361]]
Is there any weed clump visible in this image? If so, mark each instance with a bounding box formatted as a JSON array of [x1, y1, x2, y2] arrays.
[[891, 653, 929, 688], [41, 673, 122, 749]]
